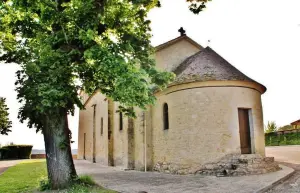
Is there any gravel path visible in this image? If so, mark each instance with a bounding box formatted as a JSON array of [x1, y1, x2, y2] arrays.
[[0, 160, 21, 175], [75, 160, 293, 193], [266, 162, 300, 193], [265, 146, 300, 192]]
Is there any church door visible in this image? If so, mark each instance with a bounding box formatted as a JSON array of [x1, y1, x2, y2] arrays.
[[238, 108, 252, 154]]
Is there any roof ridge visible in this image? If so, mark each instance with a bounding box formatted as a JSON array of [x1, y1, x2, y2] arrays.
[[155, 35, 203, 52]]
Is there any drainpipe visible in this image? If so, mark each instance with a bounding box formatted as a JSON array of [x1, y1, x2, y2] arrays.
[[144, 112, 147, 172]]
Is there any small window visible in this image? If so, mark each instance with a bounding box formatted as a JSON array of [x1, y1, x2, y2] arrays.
[[119, 112, 123, 131], [163, 103, 169, 130], [100, 117, 103, 135]]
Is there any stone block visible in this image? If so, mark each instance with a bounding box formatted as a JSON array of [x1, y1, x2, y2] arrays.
[[253, 158, 263, 163], [205, 164, 215, 170], [263, 157, 274, 163], [238, 159, 248, 164], [163, 164, 169, 170], [176, 167, 189, 174], [189, 165, 205, 174]]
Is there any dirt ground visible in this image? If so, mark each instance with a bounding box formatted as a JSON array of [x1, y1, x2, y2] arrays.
[[265, 146, 300, 192]]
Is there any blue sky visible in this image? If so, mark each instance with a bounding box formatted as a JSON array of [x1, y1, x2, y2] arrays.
[[1, 0, 300, 149]]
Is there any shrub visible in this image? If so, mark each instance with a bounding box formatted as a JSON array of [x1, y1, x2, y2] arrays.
[[265, 131, 300, 146], [0, 145, 33, 159], [0, 147, 9, 159], [76, 175, 96, 186], [39, 175, 97, 191], [39, 179, 51, 191]]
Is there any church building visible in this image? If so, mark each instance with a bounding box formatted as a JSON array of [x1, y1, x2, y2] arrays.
[[78, 30, 280, 176]]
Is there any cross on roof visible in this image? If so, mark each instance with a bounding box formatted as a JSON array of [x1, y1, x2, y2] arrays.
[[178, 27, 186, 36]]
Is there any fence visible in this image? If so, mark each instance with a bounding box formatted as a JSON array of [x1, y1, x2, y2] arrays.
[[265, 129, 300, 146]]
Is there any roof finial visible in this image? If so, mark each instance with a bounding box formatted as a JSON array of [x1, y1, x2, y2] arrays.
[[207, 39, 211, 47], [178, 27, 186, 36]]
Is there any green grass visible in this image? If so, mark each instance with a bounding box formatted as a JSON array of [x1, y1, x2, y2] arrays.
[[0, 159, 116, 193], [49, 184, 117, 193], [0, 159, 47, 193]]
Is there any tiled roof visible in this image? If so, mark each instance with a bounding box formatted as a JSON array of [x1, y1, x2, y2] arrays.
[[172, 46, 266, 92]]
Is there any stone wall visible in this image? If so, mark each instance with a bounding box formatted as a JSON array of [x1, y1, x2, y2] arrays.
[[132, 109, 153, 171], [78, 93, 147, 170], [151, 83, 265, 169], [77, 92, 109, 165], [154, 154, 281, 176], [112, 102, 131, 168], [155, 38, 200, 71]]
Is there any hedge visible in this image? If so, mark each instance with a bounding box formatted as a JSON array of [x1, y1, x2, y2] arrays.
[[265, 132, 300, 146], [0, 145, 33, 159]]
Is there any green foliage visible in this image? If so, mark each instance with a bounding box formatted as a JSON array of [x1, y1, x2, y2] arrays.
[[0, 0, 209, 188], [0, 145, 33, 159], [76, 175, 96, 186], [63, 184, 116, 193], [0, 97, 12, 135], [265, 131, 300, 146], [187, 0, 212, 14], [278, 124, 293, 131], [0, 147, 9, 159], [264, 121, 278, 133], [0, 0, 175, 133], [39, 178, 51, 191], [40, 175, 116, 193]]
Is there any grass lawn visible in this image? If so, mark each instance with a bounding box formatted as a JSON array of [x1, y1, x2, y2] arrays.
[[0, 159, 115, 193]]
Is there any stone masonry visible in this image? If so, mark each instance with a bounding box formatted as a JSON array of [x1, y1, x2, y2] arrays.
[[153, 154, 281, 176], [78, 35, 269, 174]]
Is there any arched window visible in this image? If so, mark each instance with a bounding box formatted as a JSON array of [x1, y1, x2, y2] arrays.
[[119, 112, 123, 131], [163, 103, 169, 130]]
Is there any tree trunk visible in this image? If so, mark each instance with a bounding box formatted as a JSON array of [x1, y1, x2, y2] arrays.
[[43, 109, 77, 189]]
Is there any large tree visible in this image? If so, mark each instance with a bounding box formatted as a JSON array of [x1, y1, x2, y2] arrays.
[[0, 0, 210, 189], [0, 97, 12, 135], [265, 121, 278, 133]]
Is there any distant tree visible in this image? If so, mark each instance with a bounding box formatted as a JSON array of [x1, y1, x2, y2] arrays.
[[158, 0, 212, 14], [265, 121, 278, 133], [186, 0, 212, 14], [0, 97, 12, 135], [278, 125, 293, 131]]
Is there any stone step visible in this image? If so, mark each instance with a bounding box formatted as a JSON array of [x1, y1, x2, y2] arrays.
[[153, 154, 281, 176]]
